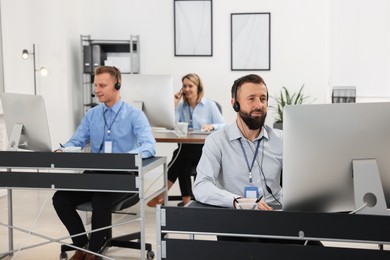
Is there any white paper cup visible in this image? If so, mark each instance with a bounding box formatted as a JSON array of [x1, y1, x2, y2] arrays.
[[236, 198, 258, 210], [175, 122, 189, 137]]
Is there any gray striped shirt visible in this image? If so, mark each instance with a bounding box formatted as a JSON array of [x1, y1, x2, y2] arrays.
[[193, 122, 283, 208]]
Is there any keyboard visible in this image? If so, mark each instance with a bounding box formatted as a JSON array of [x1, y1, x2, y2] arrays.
[[188, 130, 213, 135]]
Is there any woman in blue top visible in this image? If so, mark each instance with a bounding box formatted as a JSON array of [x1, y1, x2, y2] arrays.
[[148, 73, 225, 206]]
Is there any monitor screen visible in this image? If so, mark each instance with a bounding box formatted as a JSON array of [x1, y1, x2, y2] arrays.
[[282, 102, 390, 213], [0, 93, 52, 151], [120, 74, 176, 129]]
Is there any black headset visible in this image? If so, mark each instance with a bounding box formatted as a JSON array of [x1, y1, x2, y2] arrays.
[[182, 73, 202, 94], [231, 75, 269, 113], [195, 74, 202, 93], [113, 66, 121, 90], [232, 78, 242, 112], [233, 100, 240, 112]]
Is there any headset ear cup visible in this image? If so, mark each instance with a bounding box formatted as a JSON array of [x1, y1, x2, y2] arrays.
[[113, 66, 121, 90], [233, 101, 240, 112]]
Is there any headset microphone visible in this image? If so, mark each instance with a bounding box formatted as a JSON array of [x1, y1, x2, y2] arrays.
[[91, 91, 96, 98]]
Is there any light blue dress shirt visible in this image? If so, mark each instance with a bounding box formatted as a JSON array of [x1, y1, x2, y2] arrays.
[[175, 98, 225, 130], [63, 99, 156, 158]]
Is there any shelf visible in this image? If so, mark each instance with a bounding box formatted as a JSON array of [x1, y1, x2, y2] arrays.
[[81, 35, 140, 113], [91, 43, 131, 53]]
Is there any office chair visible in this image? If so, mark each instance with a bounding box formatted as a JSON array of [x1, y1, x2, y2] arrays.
[[168, 100, 222, 205], [214, 100, 222, 115], [59, 193, 154, 260]]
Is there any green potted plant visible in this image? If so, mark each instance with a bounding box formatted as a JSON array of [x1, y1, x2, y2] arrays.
[[271, 84, 310, 130]]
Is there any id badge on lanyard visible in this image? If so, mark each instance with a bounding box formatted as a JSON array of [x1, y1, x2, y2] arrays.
[[104, 141, 112, 153], [239, 138, 261, 199], [103, 103, 124, 154], [244, 186, 259, 198]]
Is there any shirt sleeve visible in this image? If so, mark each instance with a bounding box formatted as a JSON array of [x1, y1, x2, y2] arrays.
[[193, 134, 240, 208], [175, 102, 183, 122], [63, 110, 92, 149], [127, 110, 156, 158]]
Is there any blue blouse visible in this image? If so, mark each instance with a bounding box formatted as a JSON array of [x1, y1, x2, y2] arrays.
[[175, 98, 225, 130]]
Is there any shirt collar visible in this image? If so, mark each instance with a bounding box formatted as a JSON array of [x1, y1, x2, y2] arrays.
[[228, 121, 269, 142], [103, 98, 124, 113], [184, 97, 206, 107]]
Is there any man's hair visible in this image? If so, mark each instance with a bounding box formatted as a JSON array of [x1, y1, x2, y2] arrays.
[[94, 66, 122, 85], [231, 74, 268, 100]]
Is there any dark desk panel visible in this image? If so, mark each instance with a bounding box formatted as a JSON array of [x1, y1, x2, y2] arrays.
[[158, 202, 390, 259], [0, 152, 166, 192], [163, 239, 390, 260], [0, 171, 137, 192], [163, 202, 390, 243], [0, 151, 138, 171]]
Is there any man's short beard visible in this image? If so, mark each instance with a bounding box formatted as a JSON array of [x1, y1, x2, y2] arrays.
[[239, 110, 267, 130]]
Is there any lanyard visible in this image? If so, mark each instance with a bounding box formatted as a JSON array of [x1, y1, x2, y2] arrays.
[[103, 102, 124, 135], [238, 138, 261, 184], [187, 104, 193, 128]]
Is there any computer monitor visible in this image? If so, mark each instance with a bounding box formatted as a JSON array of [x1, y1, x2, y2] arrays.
[[119, 74, 176, 129], [283, 102, 390, 215], [0, 93, 52, 151]]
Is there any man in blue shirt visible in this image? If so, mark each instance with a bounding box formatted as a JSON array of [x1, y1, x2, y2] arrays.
[[52, 66, 155, 260]]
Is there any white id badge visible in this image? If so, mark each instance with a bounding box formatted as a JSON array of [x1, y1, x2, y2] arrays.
[[244, 186, 259, 198], [104, 141, 112, 153]]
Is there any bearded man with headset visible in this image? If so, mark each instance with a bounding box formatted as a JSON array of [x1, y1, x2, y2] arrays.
[[193, 73, 282, 210], [193, 74, 323, 247]]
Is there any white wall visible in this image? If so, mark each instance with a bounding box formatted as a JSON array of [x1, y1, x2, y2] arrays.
[[1, 0, 389, 150], [1, 0, 90, 145], [331, 0, 390, 99]]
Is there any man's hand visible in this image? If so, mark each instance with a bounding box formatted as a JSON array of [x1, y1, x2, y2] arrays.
[[257, 200, 273, 211], [235, 197, 273, 211]]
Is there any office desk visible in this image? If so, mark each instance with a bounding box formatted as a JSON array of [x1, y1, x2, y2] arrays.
[[153, 130, 207, 202], [153, 129, 208, 144], [156, 201, 390, 259], [0, 151, 167, 260]]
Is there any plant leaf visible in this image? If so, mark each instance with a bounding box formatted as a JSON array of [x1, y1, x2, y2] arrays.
[[270, 84, 311, 123]]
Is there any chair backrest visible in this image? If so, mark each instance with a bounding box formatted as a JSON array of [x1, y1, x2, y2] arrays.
[[214, 100, 222, 114]]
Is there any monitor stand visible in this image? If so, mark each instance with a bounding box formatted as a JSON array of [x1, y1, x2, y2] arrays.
[[7, 123, 23, 151], [352, 159, 388, 215]]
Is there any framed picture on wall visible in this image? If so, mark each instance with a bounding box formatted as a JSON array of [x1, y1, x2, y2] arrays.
[[174, 0, 213, 56], [231, 13, 271, 71]]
